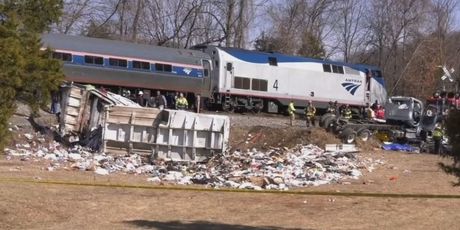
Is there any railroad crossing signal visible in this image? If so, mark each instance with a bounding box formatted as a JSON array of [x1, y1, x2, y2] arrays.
[[440, 65, 454, 82]]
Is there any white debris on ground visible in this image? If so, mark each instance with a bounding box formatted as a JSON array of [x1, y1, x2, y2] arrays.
[[4, 131, 385, 190]]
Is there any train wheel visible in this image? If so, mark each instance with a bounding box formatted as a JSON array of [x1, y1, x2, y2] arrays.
[[222, 104, 234, 112], [357, 128, 371, 142], [341, 127, 357, 144], [252, 103, 263, 114]]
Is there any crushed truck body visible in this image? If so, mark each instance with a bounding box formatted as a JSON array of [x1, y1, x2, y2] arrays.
[[58, 83, 230, 161], [320, 96, 424, 144]]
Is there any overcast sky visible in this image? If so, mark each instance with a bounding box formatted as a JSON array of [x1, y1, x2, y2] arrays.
[[455, 10, 460, 30]]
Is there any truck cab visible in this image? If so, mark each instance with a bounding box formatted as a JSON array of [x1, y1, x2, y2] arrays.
[[385, 96, 423, 128]]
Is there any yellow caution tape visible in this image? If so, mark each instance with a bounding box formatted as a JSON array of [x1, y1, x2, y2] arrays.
[[1, 177, 460, 199]]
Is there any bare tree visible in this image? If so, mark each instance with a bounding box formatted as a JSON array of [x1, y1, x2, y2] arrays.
[[139, 0, 206, 47], [198, 0, 255, 48], [118, 0, 127, 38], [55, 0, 92, 34], [331, 0, 365, 62], [261, 0, 332, 57], [429, 0, 458, 65], [131, 0, 144, 41], [233, 0, 247, 47], [363, 0, 431, 95]]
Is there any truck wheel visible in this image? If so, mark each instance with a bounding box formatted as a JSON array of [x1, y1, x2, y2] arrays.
[[341, 127, 356, 144], [357, 128, 371, 142], [320, 113, 335, 128], [323, 116, 336, 132]]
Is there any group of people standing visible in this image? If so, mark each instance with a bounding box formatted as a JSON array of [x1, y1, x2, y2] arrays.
[[132, 90, 199, 112], [287, 100, 355, 127], [325, 101, 352, 120], [288, 100, 317, 127]]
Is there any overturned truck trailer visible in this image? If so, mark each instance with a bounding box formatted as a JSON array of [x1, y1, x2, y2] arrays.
[[59, 84, 230, 161]]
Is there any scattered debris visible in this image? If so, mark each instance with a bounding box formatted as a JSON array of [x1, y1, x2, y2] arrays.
[[24, 133, 34, 141], [4, 131, 385, 190], [95, 167, 109, 175], [325, 144, 358, 153], [362, 179, 375, 185]]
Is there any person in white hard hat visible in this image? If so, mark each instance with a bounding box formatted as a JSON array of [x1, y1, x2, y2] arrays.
[[137, 90, 145, 106]]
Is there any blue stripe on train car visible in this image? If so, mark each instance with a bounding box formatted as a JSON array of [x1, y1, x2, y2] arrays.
[[67, 54, 203, 78]]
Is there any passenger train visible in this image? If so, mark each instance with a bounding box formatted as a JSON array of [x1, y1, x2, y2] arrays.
[[41, 33, 387, 113]]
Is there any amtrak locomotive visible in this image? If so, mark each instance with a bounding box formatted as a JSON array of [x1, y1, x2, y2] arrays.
[[41, 33, 387, 113]]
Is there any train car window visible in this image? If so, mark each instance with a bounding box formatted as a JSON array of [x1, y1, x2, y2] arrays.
[[268, 57, 278, 66], [203, 60, 211, 77], [332, 65, 338, 73], [155, 63, 164, 72], [109, 58, 127, 68], [323, 64, 331, 72], [52, 52, 72, 62], [155, 63, 172, 72], [252, 79, 268, 91], [84, 55, 103, 65], [95, 57, 103, 65], [260, 80, 267, 91], [337, 66, 344, 74], [332, 65, 344, 74], [375, 70, 382, 78], [234, 77, 250, 90], [133, 60, 150, 70], [164, 64, 172, 72], [215, 60, 219, 68]]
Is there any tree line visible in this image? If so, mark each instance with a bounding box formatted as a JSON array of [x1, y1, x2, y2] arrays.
[[0, 0, 64, 149], [55, 0, 459, 98]]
